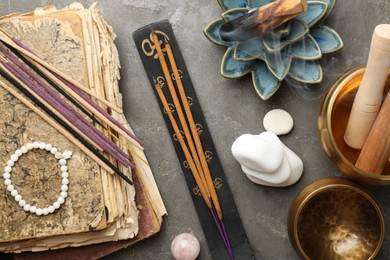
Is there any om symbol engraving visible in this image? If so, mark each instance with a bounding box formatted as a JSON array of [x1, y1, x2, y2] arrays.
[[205, 151, 213, 163], [141, 30, 170, 59], [213, 178, 223, 190], [196, 123, 203, 136]]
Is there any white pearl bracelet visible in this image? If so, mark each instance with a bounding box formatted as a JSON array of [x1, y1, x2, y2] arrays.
[[3, 142, 72, 216]]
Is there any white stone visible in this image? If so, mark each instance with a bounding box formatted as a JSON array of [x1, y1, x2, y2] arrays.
[[231, 132, 303, 187], [231, 134, 284, 173], [263, 109, 294, 135]]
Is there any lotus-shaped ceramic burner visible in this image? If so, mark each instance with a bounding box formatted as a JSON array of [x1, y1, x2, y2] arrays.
[[204, 0, 343, 100]]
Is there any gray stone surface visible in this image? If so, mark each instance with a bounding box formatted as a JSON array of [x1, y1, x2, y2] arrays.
[[1, 0, 389, 259]]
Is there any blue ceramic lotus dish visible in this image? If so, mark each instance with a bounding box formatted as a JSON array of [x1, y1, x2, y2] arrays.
[[204, 0, 343, 100]]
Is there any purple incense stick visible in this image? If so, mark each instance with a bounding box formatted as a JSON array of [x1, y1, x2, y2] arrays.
[[0, 46, 134, 168], [10, 36, 143, 147], [211, 207, 235, 259]]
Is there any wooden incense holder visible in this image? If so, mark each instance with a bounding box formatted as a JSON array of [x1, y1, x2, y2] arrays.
[[355, 91, 390, 174], [219, 0, 307, 42]]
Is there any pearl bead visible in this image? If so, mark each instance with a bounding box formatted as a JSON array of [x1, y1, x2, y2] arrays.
[[23, 204, 30, 212], [60, 166, 68, 172], [59, 159, 66, 166], [19, 200, 26, 207], [36, 208, 43, 216], [15, 195, 22, 202], [48, 206, 55, 213], [6, 160, 14, 167], [61, 185, 68, 192], [11, 154, 18, 162], [62, 172, 69, 178], [171, 233, 200, 260], [10, 190, 18, 197], [57, 197, 65, 204], [30, 206, 37, 213], [62, 178, 69, 185], [15, 149, 22, 157], [42, 208, 49, 215], [55, 152, 62, 159], [4, 179, 11, 186], [38, 142, 46, 149], [4, 166, 12, 173], [60, 191, 68, 198], [50, 147, 58, 154], [3, 172, 11, 179], [21, 146, 28, 153], [29, 206, 37, 213], [7, 185, 14, 192], [53, 202, 60, 209], [45, 144, 52, 151], [32, 142, 39, 148], [26, 143, 33, 150]]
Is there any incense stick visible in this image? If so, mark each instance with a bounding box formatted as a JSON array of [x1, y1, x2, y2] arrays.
[[0, 60, 104, 153], [0, 80, 113, 175], [154, 80, 211, 208], [155, 80, 234, 259], [151, 32, 233, 259], [0, 53, 134, 169], [0, 36, 143, 151], [0, 39, 148, 166], [0, 67, 133, 185], [0, 28, 123, 114], [164, 38, 223, 221], [151, 32, 210, 199]]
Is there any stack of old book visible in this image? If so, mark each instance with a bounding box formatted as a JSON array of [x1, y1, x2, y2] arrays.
[[0, 3, 165, 259]]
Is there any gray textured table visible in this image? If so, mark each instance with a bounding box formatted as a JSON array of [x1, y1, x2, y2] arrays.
[[1, 0, 389, 259]]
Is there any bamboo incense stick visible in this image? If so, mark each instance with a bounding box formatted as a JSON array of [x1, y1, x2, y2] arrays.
[[0, 28, 123, 114], [0, 55, 134, 169], [0, 68, 133, 185], [0, 43, 135, 168], [3, 37, 143, 151], [164, 38, 223, 221], [151, 32, 233, 259], [0, 40, 147, 166], [0, 80, 114, 175], [0, 61, 104, 153], [153, 80, 211, 208], [155, 79, 234, 259], [151, 32, 210, 198], [0, 38, 143, 151]]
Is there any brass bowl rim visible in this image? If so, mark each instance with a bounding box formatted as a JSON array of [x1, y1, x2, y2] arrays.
[[320, 66, 390, 181], [290, 178, 385, 259]]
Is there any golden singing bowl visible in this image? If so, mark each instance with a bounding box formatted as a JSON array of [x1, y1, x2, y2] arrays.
[[318, 66, 390, 184], [288, 178, 384, 260]]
